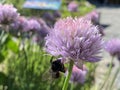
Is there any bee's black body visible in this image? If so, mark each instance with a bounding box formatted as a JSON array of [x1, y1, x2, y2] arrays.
[[50, 58, 66, 78]]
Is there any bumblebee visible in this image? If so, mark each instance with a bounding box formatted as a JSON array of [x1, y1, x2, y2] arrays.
[[50, 58, 66, 78]]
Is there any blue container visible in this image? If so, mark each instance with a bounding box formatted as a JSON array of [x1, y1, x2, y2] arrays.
[[23, 0, 61, 10]]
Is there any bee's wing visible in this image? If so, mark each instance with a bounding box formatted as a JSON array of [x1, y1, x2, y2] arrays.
[[41, 68, 53, 82]]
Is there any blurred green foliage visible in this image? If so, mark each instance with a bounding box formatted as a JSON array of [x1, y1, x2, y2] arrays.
[[0, 53, 5, 63], [4, 41, 96, 90], [0, 32, 96, 90]]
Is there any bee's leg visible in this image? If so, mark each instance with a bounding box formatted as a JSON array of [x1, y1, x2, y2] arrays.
[[61, 65, 66, 73], [50, 56, 54, 63], [55, 72, 60, 78]]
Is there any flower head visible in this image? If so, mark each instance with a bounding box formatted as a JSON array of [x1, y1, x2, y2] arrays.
[[23, 19, 41, 32], [43, 12, 55, 21], [0, 4, 19, 25], [11, 16, 28, 30], [104, 39, 120, 57], [37, 18, 50, 38], [68, 1, 78, 12], [45, 17, 103, 63], [53, 11, 61, 18], [85, 10, 100, 25], [30, 18, 50, 43], [65, 65, 87, 84]]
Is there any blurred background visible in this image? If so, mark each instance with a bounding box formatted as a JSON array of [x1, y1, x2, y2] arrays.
[[0, 0, 120, 90]]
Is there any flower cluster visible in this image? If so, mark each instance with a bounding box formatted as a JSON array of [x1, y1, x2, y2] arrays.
[[42, 11, 61, 27], [45, 17, 103, 64], [104, 39, 120, 58], [43, 12, 55, 21], [85, 10, 100, 25], [66, 65, 87, 84], [32, 18, 50, 44], [23, 19, 41, 32], [0, 4, 19, 25], [68, 1, 78, 12], [11, 16, 28, 31], [84, 10, 104, 36], [11, 17, 50, 33], [53, 11, 61, 18]]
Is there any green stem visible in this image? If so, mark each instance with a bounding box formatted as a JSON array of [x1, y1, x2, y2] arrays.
[[23, 45, 28, 69], [99, 56, 114, 90], [62, 60, 74, 90], [109, 62, 120, 90], [70, 83, 74, 90], [22, 41, 29, 89], [0, 30, 4, 49]]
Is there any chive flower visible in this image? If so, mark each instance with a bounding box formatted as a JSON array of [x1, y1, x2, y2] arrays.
[[45, 17, 103, 65]]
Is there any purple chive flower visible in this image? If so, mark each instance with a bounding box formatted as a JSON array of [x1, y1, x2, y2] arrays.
[[65, 65, 87, 84], [39, 26, 50, 38], [53, 11, 61, 18], [0, 4, 19, 25], [30, 18, 50, 43], [45, 17, 103, 64], [37, 18, 50, 38], [11, 16, 28, 30], [42, 12, 55, 21], [104, 39, 120, 58], [23, 19, 41, 32], [68, 1, 78, 12], [85, 10, 100, 25]]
